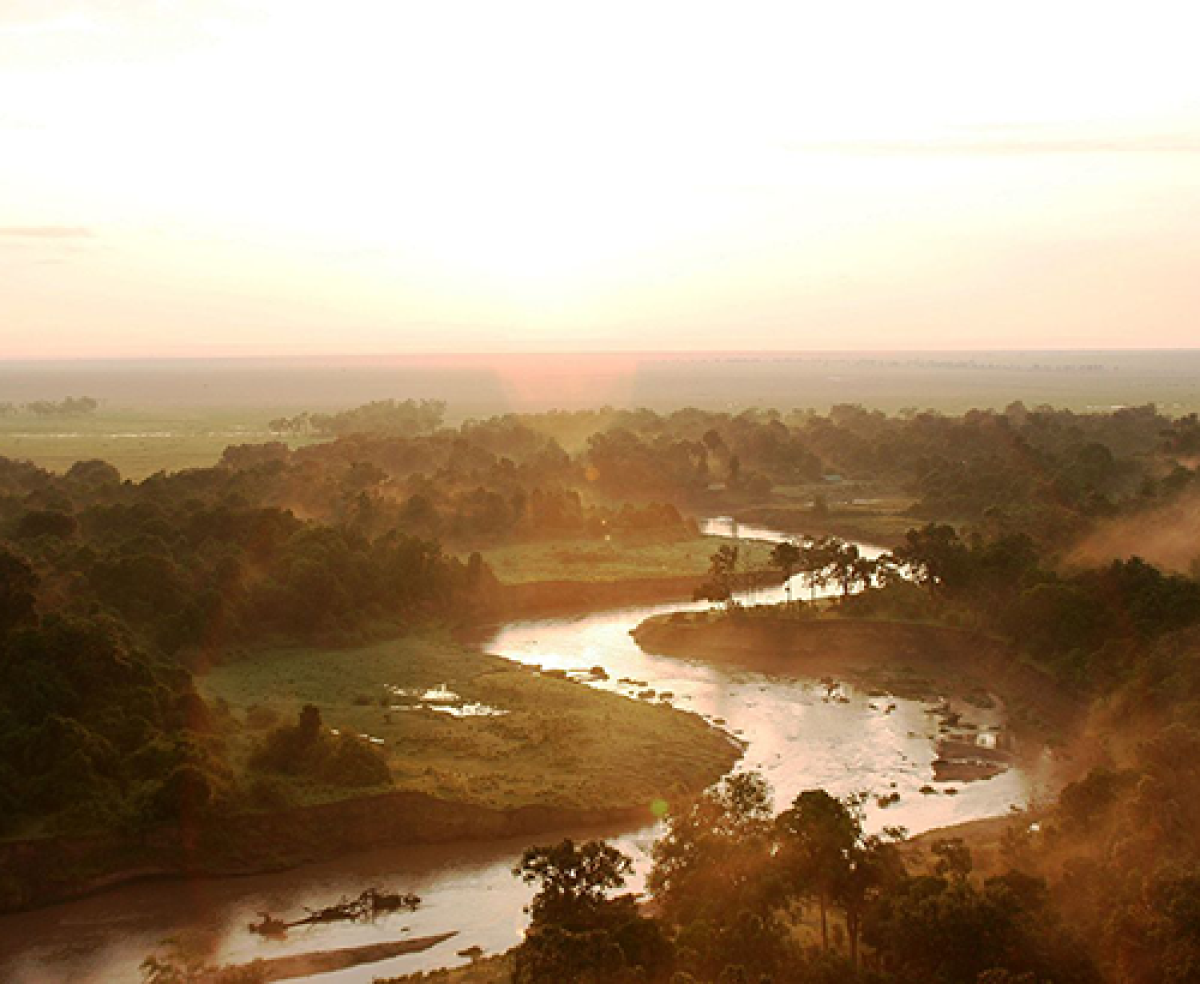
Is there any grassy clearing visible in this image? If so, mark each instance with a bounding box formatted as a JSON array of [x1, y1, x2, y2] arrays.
[[481, 535, 776, 585], [200, 632, 738, 814], [903, 815, 1023, 879], [735, 501, 920, 547], [0, 408, 322, 479]]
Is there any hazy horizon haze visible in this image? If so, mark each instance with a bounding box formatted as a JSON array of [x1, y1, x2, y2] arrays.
[[3, 1, 1200, 357]]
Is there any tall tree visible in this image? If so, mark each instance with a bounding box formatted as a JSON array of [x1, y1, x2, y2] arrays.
[[649, 772, 775, 924], [770, 540, 802, 604], [515, 839, 633, 928], [775, 789, 861, 953], [695, 544, 740, 608]]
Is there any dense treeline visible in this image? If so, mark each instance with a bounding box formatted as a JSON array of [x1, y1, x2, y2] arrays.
[[523, 722, 1200, 984], [307, 401, 1186, 574], [0, 453, 491, 835], [817, 523, 1200, 694], [269, 398, 447, 437], [510, 773, 1098, 983], [870, 524, 1200, 980], [0, 456, 495, 654], [699, 525, 1200, 700], [0, 396, 99, 417], [219, 419, 695, 546], [0, 600, 206, 833], [214, 400, 1199, 552], [522, 402, 1196, 544], [1010, 717, 1200, 984]]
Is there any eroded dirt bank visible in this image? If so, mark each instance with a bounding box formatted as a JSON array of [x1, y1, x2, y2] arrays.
[[0, 791, 665, 915]]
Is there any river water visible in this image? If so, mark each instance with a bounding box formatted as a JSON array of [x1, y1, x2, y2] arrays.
[[0, 520, 1059, 983]]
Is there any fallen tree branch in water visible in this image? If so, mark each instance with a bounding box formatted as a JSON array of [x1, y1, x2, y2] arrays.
[[248, 887, 421, 937]]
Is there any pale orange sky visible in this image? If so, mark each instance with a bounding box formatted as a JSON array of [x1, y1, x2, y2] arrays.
[[3, 1, 1200, 358]]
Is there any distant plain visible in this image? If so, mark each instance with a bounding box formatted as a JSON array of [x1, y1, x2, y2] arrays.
[[4, 350, 1197, 478]]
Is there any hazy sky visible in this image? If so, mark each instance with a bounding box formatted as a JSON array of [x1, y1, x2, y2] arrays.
[[3, 0, 1200, 357]]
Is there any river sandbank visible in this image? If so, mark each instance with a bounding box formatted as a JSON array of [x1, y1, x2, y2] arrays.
[[202, 932, 459, 984], [632, 613, 1083, 740]]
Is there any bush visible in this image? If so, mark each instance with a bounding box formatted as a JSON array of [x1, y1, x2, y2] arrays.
[[320, 735, 392, 787], [250, 705, 391, 789]]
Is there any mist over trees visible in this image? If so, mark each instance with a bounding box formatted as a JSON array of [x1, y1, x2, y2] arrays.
[[270, 398, 447, 437], [3, 396, 1200, 982], [0, 452, 496, 834], [511, 773, 1098, 983]]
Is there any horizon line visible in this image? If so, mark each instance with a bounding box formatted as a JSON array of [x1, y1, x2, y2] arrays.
[[5, 347, 1200, 365]]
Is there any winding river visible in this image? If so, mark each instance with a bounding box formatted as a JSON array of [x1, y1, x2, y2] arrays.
[[0, 520, 1059, 983]]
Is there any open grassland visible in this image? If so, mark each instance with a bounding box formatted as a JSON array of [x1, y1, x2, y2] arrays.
[[902, 814, 1022, 880], [0, 408, 322, 478], [734, 483, 921, 548], [200, 632, 739, 815], [481, 534, 776, 584]]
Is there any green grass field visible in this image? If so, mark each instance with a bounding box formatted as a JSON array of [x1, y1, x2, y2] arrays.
[[480, 535, 776, 584], [200, 632, 738, 814], [734, 499, 920, 547], [0, 408, 322, 479]]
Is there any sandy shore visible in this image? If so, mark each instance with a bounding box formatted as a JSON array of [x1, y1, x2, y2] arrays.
[[205, 932, 459, 983]]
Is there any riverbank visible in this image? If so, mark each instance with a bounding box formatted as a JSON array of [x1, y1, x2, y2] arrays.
[[494, 570, 786, 622], [205, 932, 459, 984], [376, 815, 1031, 984], [731, 502, 918, 547], [632, 612, 1083, 740], [202, 634, 743, 815], [0, 632, 741, 914], [0, 788, 662, 916], [485, 533, 779, 621], [1, 537, 1074, 980], [496, 573, 708, 620], [482, 534, 775, 585]]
